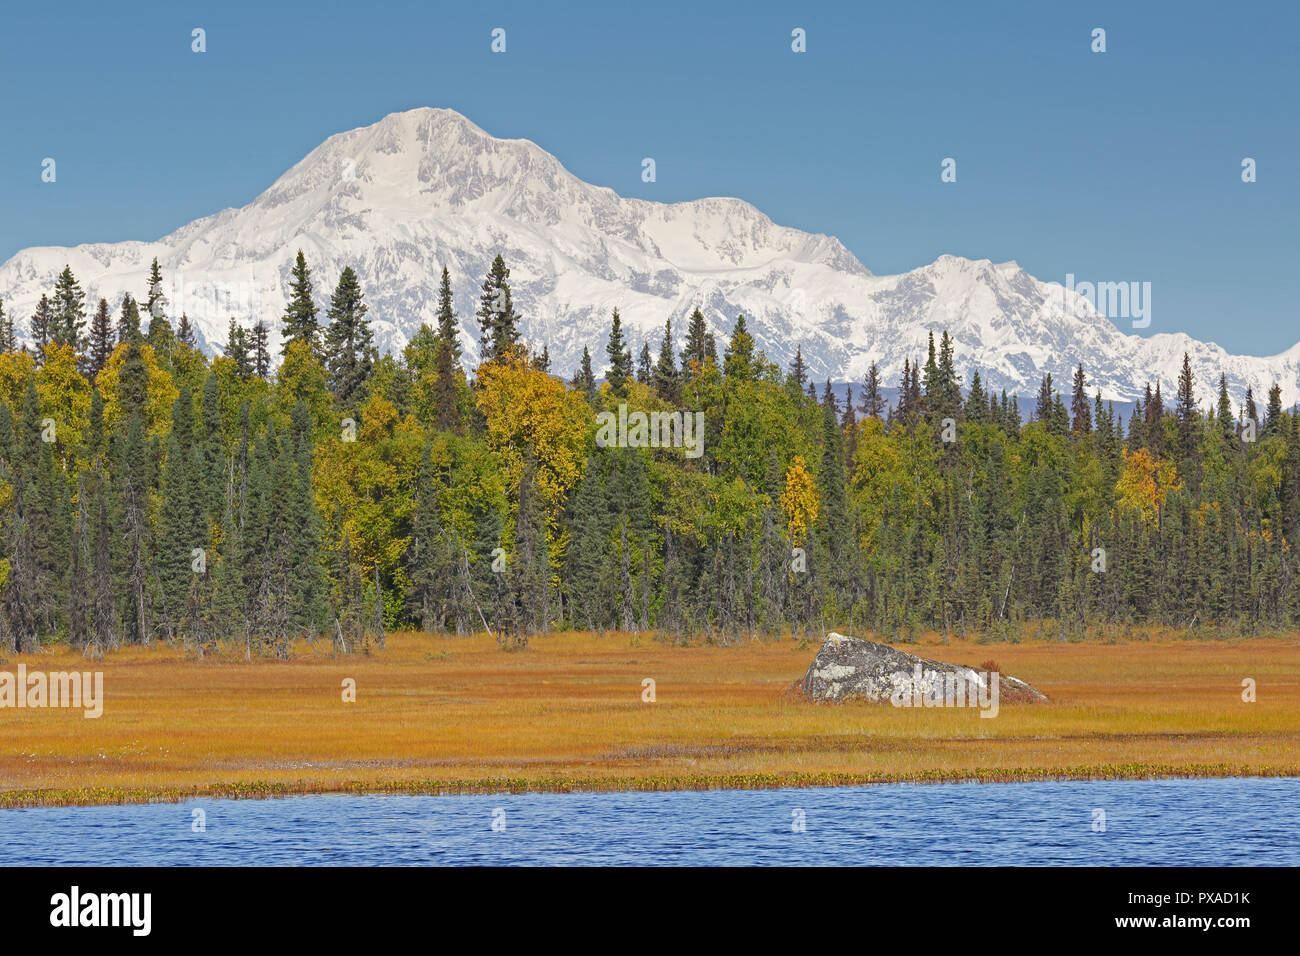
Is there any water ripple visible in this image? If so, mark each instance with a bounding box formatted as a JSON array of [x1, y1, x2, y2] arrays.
[[2, 777, 1296, 866]]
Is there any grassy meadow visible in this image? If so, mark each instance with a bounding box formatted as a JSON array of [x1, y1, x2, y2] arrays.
[[2, 631, 1298, 808]]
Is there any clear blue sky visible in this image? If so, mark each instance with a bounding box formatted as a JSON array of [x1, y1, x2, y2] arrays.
[[1, 0, 1295, 354]]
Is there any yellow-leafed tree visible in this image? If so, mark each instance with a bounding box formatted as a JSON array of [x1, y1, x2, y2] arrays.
[[780, 454, 819, 546], [96, 342, 178, 439], [474, 348, 592, 513], [34, 344, 91, 461], [1115, 447, 1180, 525]]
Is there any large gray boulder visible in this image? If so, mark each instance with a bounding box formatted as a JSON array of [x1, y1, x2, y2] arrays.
[[800, 632, 1047, 712]]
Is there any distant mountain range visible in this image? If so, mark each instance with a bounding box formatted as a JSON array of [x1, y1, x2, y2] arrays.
[[2, 106, 1297, 405]]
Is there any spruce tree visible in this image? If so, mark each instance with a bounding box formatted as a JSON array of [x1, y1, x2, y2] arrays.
[[117, 410, 153, 643], [52, 265, 87, 350], [157, 387, 205, 639], [430, 268, 465, 429], [117, 293, 142, 345], [860, 362, 885, 420], [1147, 382, 1166, 453], [475, 254, 520, 364], [1128, 395, 1145, 447], [840, 386, 858, 469], [922, 331, 941, 420], [87, 297, 115, 379], [176, 313, 196, 348], [789, 346, 808, 393], [249, 321, 271, 378], [224, 319, 252, 379], [144, 257, 168, 323], [896, 359, 913, 420], [576, 346, 597, 399], [1006, 392, 1021, 433], [200, 371, 226, 524], [936, 331, 960, 418], [821, 380, 838, 414], [322, 266, 376, 407], [146, 310, 176, 371], [86, 386, 106, 461], [1071, 363, 1092, 436], [965, 370, 988, 423], [435, 267, 462, 361], [1176, 353, 1199, 461], [1051, 392, 1070, 437], [280, 250, 320, 357], [116, 329, 150, 420], [605, 309, 632, 398], [1035, 373, 1054, 424], [1264, 384, 1284, 435], [681, 308, 708, 373], [651, 318, 679, 401], [6, 383, 70, 645], [29, 294, 54, 363], [723, 315, 755, 382], [432, 333, 463, 432], [1216, 373, 1234, 436], [213, 401, 252, 646], [241, 427, 279, 649]]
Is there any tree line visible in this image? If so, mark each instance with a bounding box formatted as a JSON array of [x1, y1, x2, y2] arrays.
[[1, 252, 1298, 656]]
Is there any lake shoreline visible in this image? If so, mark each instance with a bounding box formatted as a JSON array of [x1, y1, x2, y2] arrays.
[[6, 763, 1299, 811]]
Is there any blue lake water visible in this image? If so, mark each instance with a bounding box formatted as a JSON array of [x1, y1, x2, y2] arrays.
[[3, 776, 1296, 866]]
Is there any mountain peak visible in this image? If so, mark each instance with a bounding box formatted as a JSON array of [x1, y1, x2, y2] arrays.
[[0, 109, 1296, 405]]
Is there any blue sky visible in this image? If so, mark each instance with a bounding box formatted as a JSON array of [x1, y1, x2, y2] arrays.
[[1, 0, 1295, 354]]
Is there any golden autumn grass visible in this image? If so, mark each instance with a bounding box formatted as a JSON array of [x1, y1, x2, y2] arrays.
[[1, 630, 1298, 808]]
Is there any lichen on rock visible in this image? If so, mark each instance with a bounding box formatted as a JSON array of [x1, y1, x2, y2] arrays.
[[800, 632, 1048, 709]]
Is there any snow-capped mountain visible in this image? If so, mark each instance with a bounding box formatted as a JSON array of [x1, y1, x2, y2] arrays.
[[2, 106, 1297, 405]]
